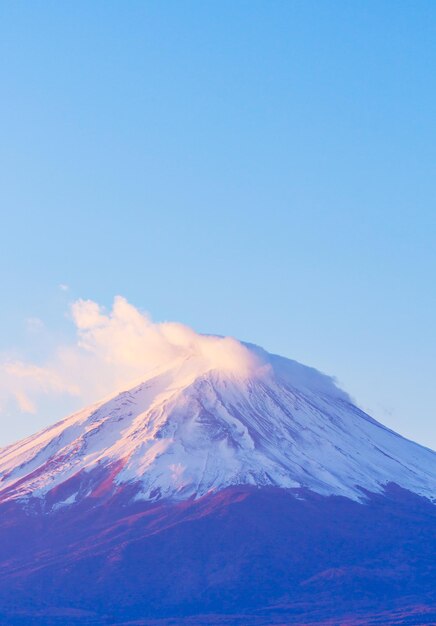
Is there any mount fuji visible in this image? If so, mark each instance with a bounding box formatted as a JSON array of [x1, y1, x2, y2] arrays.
[[0, 338, 435, 625]]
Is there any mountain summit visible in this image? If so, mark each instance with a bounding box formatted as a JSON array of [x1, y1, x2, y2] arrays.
[[0, 339, 435, 625], [1, 342, 434, 508]]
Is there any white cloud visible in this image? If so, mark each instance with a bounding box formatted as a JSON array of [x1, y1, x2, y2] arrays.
[[0, 361, 79, 414], [25, 317, 45, 332], [0, 297, 260, 418]]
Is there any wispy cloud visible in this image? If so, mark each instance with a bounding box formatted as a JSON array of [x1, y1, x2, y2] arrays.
[[0, 297, 259, 418], [0, 361, 79, 413], [25, 317, 45, 332]]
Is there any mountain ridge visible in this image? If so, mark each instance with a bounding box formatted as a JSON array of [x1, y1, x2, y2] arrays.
[[1, 341, 434, 507], [0, 338, 435, 624]]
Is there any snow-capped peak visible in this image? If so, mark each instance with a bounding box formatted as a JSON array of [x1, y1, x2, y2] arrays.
[[0, 343, 435, 507]]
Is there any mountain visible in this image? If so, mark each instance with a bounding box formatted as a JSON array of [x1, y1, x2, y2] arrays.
[[1, 344, 434, 507], [0, 342, 435, 625]]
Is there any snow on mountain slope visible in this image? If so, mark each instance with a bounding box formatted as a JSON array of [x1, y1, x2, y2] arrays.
[[0, 341, 435, 506]]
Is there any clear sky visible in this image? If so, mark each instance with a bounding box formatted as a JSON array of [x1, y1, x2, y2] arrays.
[[0, 1, 435, 449]]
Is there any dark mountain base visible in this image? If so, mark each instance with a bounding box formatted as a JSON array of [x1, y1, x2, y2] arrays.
[[0, 484, 434, 625]]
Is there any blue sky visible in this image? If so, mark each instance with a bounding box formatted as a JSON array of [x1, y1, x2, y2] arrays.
[[0, 1, 435, 448]]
